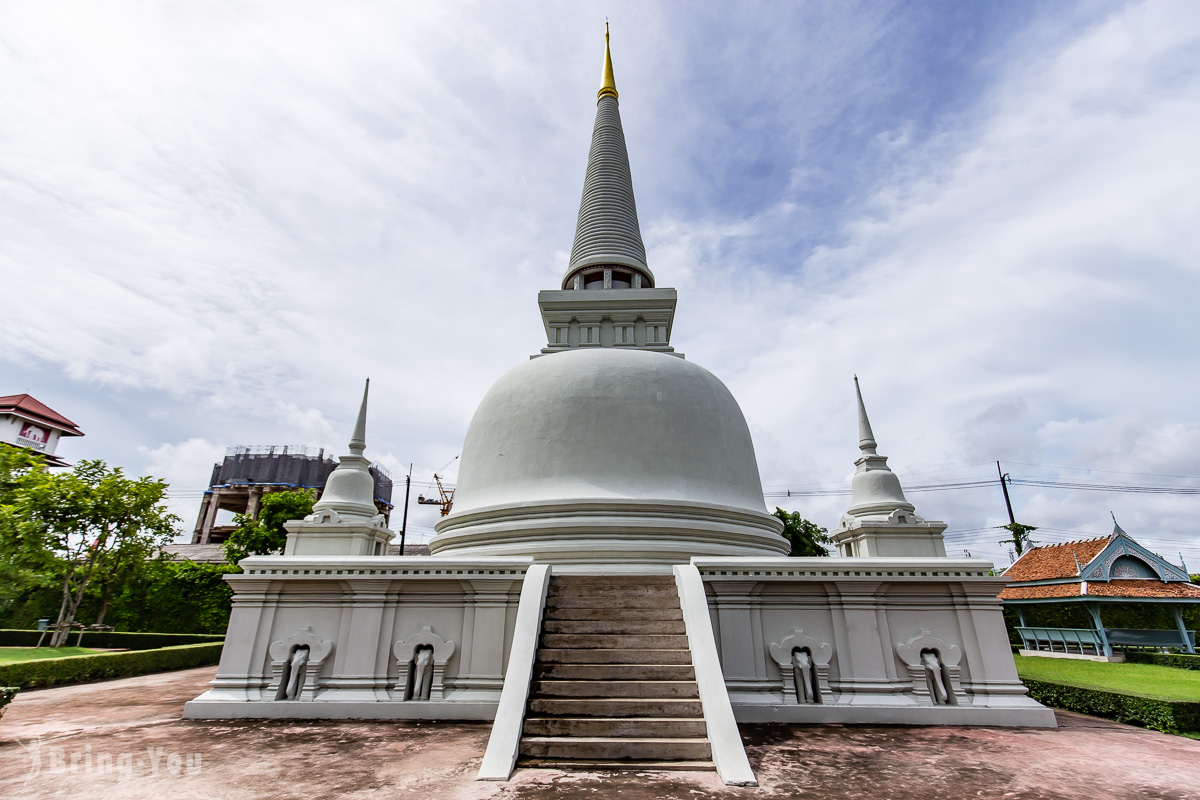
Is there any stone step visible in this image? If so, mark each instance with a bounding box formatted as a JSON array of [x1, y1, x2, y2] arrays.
[[519, 736, 712, 762], [542, 619, 686, 635], [528, 697, 703, 718], [522, 716, 709, 738], [540, 633, 690, 650], [535, 663, 695, 681], [547, 584, 680, 599], [544, 595, 678, 610], [549, 575, 676, 586], [532, 680, 699, 699], [537, 648, 693, 665], [518, 758, 715, 772], [542, 606, 683, 622]]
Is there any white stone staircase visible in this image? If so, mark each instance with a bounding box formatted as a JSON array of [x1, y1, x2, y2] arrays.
[[518, 575, 714, 769]]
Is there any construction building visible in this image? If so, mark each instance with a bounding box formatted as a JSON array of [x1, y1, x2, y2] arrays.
[[191, 445, 393, 544]]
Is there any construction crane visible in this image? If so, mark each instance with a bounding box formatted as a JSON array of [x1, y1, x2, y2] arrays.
[[417, 473, 456, 517]]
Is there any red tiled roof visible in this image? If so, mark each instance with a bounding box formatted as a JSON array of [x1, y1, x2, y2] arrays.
[[0, 394, 82, 435], [999, 583, 1081, 600], [1086, 579, 1200, 599], [1003, 537, 1111, 582], [1000, 579, 1200, 601]]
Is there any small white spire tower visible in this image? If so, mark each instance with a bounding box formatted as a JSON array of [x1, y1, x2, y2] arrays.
[[284, 379, 395, 557], [831, 377, 948, 557]]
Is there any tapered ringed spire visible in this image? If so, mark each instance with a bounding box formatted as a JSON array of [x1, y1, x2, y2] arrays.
[[854, 375, 878, 455], [349, 378, 369, 456], [562, 24, 652, 289]]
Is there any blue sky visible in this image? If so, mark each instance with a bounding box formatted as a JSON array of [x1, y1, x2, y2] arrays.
[[2, 1, 1198, 565]]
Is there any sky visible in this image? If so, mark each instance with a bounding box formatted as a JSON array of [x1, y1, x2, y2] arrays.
[[2, 1, 1199, 566]]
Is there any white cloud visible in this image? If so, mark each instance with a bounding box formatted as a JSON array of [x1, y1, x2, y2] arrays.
[[139, 438, 227, 535]]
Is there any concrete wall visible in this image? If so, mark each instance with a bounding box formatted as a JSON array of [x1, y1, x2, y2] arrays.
[[184, 556, 533, 720], [0, 414, 63, 456], [695, 557, 1056, 727]]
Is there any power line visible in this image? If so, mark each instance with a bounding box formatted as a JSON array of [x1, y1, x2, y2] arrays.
[[1008, 477, 1200, 495], [762, 461, 996, 490], [764, 479, 998, 498], [1004, 461, 1200, 481], [766, 474, 1200, 499]]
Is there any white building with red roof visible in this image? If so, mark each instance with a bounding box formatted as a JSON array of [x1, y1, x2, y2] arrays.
[[0, 393, 84, 467]]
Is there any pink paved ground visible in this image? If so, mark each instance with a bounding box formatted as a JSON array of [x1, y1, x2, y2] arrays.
[[1, 666, 1198, 799]]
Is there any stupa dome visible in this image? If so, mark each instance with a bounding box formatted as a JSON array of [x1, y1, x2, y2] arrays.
[[429, 348, 788, 563]]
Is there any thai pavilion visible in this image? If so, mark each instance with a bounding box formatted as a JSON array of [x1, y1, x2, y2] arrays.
[[1000, 519, 1199, 657]]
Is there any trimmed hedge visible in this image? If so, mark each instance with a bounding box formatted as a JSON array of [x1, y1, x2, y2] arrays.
[[0, 686, 17, 719], [1124, 651, 1200, 671], [1023, 678, 1200, 734], [0, 643, 224, 690], [0, 629, 223, 650]]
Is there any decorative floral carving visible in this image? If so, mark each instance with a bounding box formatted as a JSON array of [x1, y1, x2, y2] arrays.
[[394, 625, 456, 701], [895, 630, 962, 706], [267, 626, 334, 701], [769, 629, 833, 704]]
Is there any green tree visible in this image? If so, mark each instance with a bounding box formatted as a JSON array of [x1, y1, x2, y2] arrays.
[[222, 489, 315, 564], [0, 459, 179, 646], [773, 508, 834, 557], [0, 447, 50, 622], [999, 522, 1039, 556]]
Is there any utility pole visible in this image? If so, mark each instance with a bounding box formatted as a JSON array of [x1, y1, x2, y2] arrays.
[[997, 461, 1036, 556], [997, 461, 1015, 525], [399, 464, 412, 555]]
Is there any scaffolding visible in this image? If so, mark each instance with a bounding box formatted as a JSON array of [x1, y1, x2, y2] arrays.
[[191, 447, 394, 544]]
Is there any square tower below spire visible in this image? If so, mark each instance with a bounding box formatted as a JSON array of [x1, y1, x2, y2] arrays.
[[534, 286, 681, 358]]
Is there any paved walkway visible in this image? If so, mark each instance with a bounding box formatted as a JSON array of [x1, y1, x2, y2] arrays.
[[1, 667, 1198, 799]]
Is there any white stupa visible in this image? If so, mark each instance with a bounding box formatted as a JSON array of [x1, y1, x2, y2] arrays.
[[187, 28, 1054, 784], [431, 29, 787, 564], [283, 379, 394, 557], [831, 376, 948, 557], [430, 350, 788, 563]]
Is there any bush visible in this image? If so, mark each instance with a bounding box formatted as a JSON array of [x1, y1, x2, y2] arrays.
[[0, 686, 17, 719], [1022, 678, 1200, 734], [0, 629, 223, 649], [1124, 651, 1200, 671], [99, 560, 238, 634], [0, 643, 224, 690]]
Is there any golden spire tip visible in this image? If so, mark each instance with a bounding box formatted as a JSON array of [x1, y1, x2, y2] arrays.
[[598, 22, 618, 100]]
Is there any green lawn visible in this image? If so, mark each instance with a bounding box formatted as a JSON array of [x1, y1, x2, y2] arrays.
[[1014, 654, 1200, 701], [0, 647, 106, 664]]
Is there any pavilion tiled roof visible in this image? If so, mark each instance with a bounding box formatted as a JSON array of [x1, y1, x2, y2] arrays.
[[999, 580, 1200, 600], [1003, 537, 1112, 582], [1087, 579, 1200, 598], [999, 579, 1200, 601], [998, 583, 1082, 600], [0, 393, 83, 435]]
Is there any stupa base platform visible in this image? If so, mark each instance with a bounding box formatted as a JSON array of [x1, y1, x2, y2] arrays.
[[186, 555, 1053, 733], [183, 697, 499, 720]]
